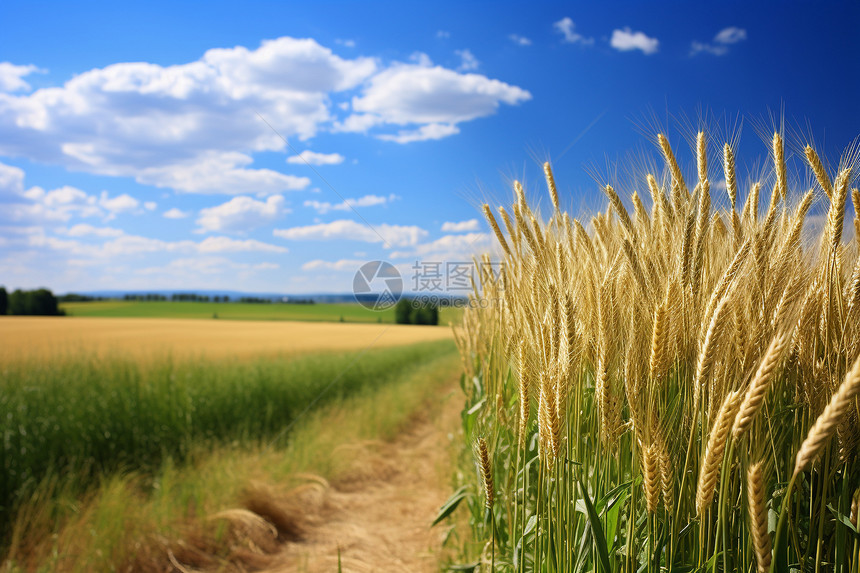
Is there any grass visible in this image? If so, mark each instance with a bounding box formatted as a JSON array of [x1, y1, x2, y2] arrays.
[[0, 339, 456, 562], [60, 300, 463, 325], [3, 340, 461, 571], [445, 128, 860, 572]]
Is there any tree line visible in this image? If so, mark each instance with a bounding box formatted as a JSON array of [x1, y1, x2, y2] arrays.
[[394, 298, 439, 325], [0, 287, 63, 316]]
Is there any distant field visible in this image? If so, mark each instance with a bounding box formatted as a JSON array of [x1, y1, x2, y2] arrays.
[[60, 300, 463, 324], [0, 316, 453, 362]]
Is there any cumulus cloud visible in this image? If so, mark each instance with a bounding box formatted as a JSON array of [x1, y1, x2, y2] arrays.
[[65, 223, 124, 237], [441, 219, 480, 232], [341, 62, 530, 142], [304, 193, 397, 214], [691, 27, 748, 56], [509, 34, 532, 46], [553, 18, 593, 45], [99, 191, 139, 213], [302, 258, 366, 271], [0, 35, 531, 189], [286, 150, 345, 165], [196, 195, 287, 233], [610, 27, 659, 55], [144, 201, 157, 210], [0, 38, 372, 193], [376, 123, 460, 144], [455, 49, 480, 71], [273, 219, 427, 247], [163, 207, 189, 219], [390, 232, 493, 261], [0, 62, 41, 92]]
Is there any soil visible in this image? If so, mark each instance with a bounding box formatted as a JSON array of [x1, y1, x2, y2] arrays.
[[262, 388, 462, 573]]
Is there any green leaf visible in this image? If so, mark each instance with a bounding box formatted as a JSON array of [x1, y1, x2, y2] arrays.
[[432, 485, 469, 527], [577, 475, 612, 573], [523, 514, 537, 535], [828, 503, 860, 536]]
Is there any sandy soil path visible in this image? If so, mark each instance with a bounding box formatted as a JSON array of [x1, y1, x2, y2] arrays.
[[265, 387, 462, 573]]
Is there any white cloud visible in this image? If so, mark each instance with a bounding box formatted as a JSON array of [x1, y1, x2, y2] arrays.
[[436, 30, 451, 39], [196, 195, 287, 233], [273, 219, 427, 247], [65, 223, 124, 237], [410, 52, 434, 67], [0, 62, 41, 92], [136, 151, 311, 195], [509, 34, 532, 46], [691, 27, 747, 57], [302, 258, 366, 271], [610, 27, 659, 55], [0, 37, 374, 193], [441, 219, 480, 232], [455, 49, 480, 71], [335, 38, 356, 48], [0, 161, 25, 194], [343, 63, 530, 142], [144, 201, 157, 210], [390, 232, 493, 260], [163, 207, 189, 219], [690, 42, 729, 56], [554, 18, 593, 45], [376, 123, 461, 144], [715, 27, 747, 44], [286, 150, 345, 165], [197, 236, 287, 253], [0, 36, 530, 186], [304, 193, 397, 214], [99, 191, 139, 213]]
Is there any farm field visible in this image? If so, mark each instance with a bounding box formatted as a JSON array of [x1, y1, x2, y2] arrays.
[[0, 316, 461, 571], [60, 299, 464, 325], [0, 316, 453, 362]]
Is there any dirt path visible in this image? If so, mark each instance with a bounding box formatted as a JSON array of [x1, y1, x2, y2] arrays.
[[264, 387, 462, 573]]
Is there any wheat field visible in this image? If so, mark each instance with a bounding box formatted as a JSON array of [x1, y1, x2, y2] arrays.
[[450, 129, 860, 572], [0, 316, 452, 363]]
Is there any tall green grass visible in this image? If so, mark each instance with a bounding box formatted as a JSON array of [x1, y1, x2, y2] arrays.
[[0, 340, 455, 532]]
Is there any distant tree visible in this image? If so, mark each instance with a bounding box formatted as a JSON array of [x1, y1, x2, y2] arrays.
[[395, 298, 412, 324], [0, 286, 6, 315], [9, 288, 62, 316]]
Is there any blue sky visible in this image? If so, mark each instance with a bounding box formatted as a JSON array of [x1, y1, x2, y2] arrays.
[[1, 1, 858, 294]]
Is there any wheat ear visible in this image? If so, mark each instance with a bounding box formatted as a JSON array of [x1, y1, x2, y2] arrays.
[[805, 145, 833, 200], [697, 131, 708, 186], [733, 331, 792, 439], [794, 355, 860, 476], [724, 143, 738, 210], [476, 437, 494, 510], [747, 462, 772, 573], [483, 204, 512, 258], [544, 162, 560, 213], [517, 340, 531, 449], [643, 444, 660, 513], [773, 132, 787, 200], [696, 390, 742, 515]]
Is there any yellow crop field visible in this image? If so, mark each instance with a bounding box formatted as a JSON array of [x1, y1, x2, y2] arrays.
[[0, 316, 452, 363]]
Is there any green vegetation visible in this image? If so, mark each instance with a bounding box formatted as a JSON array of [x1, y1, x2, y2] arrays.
[[0, 287, 6, 315], [6, 288, 63, 316], [0, 340, 455, 536], [395, 297, 441, 325], [60, 299, 462, 324], [3, 341, 460, 570]]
